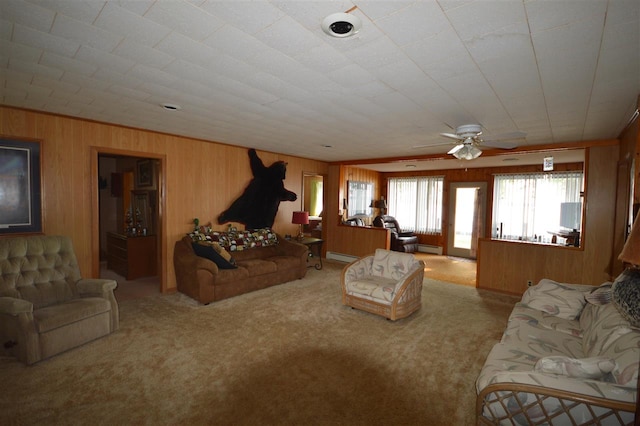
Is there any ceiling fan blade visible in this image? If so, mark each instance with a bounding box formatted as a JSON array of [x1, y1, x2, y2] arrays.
[[440, 132, 463, 140], [484, 131, 527, 141], [482, 140, 519, 149], [447, 144, 465, 155], [412, 141, 457, 149]]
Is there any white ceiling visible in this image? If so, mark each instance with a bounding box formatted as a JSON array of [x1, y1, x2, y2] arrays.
[[1, 0, 638, 169]]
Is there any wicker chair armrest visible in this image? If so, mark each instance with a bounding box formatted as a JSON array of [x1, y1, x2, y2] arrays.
[[342, 256, 374, 284], [0, 297, 33, 315], [393, 261, 425, 301], [477, 382, 636, 426]]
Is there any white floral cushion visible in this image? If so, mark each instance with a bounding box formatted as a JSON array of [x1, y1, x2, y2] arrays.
[[534, 356, 616, 379], [370, 249, 418, 280], [521, 279, 591, 320]]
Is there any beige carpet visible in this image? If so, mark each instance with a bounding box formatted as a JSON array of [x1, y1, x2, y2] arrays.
[[0, 261, 518, 425]]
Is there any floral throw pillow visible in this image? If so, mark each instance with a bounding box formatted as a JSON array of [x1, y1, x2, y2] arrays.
[[534, 356, 616, 380], [521, 279, 589, 320]]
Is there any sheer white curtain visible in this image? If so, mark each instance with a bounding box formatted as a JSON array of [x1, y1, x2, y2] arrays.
[[388, 176, 444, 234], [492, 171, 583, 241]]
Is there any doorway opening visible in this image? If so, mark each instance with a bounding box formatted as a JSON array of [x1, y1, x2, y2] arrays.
[[93, 149, 166, 301], [447, 182, 486, 260]]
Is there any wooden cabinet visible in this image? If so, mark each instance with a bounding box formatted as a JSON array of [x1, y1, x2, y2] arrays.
[[106, 232, 157, 280]]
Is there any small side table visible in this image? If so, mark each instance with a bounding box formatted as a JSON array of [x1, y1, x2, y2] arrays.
[[299, 237, 323, 270]]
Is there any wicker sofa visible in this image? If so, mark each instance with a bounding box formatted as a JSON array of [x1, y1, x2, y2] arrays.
[[174, 228, 308, 304], [476, 278, 639, 425], [0, 235, 119, 364]]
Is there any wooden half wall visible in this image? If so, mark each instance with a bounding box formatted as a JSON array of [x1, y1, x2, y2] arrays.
[[477, 144, 620, 295]]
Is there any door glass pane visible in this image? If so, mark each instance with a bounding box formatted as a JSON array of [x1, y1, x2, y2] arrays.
[[454, 188, 476, 249]]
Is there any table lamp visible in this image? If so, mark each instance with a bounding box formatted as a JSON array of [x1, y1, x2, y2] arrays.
[[292, 211, 309, 241]]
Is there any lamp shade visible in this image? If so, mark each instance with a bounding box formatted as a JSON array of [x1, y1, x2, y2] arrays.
[[292, 211, 309, 225], [619, 215, 640, 265]]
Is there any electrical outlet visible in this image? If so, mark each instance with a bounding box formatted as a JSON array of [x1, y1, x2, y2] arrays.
[[527, 280, 533, 287]]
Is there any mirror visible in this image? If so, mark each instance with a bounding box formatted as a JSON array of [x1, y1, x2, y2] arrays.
[[347, 180, 373, 216], [131, 190, 157, 235], [302, 173, 323, 237]]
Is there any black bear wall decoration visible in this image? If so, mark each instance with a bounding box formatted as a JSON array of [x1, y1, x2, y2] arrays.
[[218, 148, 297, 230]]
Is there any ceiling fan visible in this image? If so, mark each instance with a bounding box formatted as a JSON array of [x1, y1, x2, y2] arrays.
[[440, 124, 526, 160]]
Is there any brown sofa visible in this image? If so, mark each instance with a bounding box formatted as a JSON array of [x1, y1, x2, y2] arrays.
[[0, 235, 119, 364], [174, 234, 308, 304]]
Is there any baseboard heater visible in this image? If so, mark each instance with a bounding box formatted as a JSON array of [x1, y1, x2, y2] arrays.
[[326, 251, 359, 263], [418, 245, 443, 255]]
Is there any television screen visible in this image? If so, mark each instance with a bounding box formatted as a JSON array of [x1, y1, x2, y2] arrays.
[[560, 202, 582, 231]]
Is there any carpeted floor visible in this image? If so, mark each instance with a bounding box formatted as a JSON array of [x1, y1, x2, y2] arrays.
[[417, 253, 477, 287], [1, 260, 517, 425]]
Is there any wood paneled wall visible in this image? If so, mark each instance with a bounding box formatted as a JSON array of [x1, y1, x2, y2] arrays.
[[477, 145, 620, 295], [0, 106, 328, 292]]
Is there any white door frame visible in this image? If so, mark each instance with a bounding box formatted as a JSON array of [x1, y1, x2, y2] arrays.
[[447, 182, 487, 258]]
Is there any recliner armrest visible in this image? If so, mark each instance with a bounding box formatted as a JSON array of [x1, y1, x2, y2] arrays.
[[398, 232, 416, 237], [0, 297, 33, 316], [77, 278, 117, 297]]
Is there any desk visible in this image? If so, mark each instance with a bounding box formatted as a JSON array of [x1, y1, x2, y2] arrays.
[[299, 237, 323, 270]]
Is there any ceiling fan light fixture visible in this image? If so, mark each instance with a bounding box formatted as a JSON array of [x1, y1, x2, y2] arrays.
[[452, 144, 482, 160]]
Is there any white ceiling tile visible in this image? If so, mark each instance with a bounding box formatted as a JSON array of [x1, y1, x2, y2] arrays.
[[326, 63, 376, 88], [293, 43, 351, 74], [115, 0, 154, 16], [13, 23, 80, 57], [445, 0, 526, 42], [525, 0, 607, 33], [403, 27, 468, 69], [129, 63, 177, 87], [61, 72, 111, 91], [107, 84, 150, 101], [356, 1, 414, 21], [0, 0, 55, 33], [256, 15, 323, 57], [348, 36, 407, 70], [9, 57, 63, 80], [26, 0, 105, 24], [374, 2, 451, 46], [93, 68, 143, 89], [200, 1, 285, 35], [202, 25, 265, 63], [112, 40, 175, 69], [40, 51, 97, 76], [51, 13, 122, 52], [155, 31, 218, 69], [0, 38, 42, 62], [144, 1, 223, 41], [0, 19, 13, 41], [32, 75, 80, 94], [75, 46, 135, 74], [93, 2, 169, 48]]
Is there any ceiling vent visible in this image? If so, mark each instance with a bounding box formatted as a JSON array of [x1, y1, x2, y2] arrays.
[[322, 12, 361, 38]]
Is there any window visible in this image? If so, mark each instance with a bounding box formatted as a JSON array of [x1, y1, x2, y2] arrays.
[[387, 176, 444, 234], [492, 171, 583, 242]]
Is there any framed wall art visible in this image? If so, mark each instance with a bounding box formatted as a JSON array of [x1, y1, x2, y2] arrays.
[[0, 139, 42, 235], [136, 159, 153, 188]]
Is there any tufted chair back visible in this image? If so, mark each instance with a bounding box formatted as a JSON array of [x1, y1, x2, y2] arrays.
[[0, 236, 82, 309]]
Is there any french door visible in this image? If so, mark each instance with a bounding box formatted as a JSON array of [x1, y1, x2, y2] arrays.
[[447, 182, 486, 259]]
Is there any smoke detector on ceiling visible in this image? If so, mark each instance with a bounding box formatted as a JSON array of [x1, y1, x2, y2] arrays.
[[322, 12, 361, 38]]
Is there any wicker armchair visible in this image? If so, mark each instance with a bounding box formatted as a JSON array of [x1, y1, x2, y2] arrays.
[[341, 249, 424, 320]]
